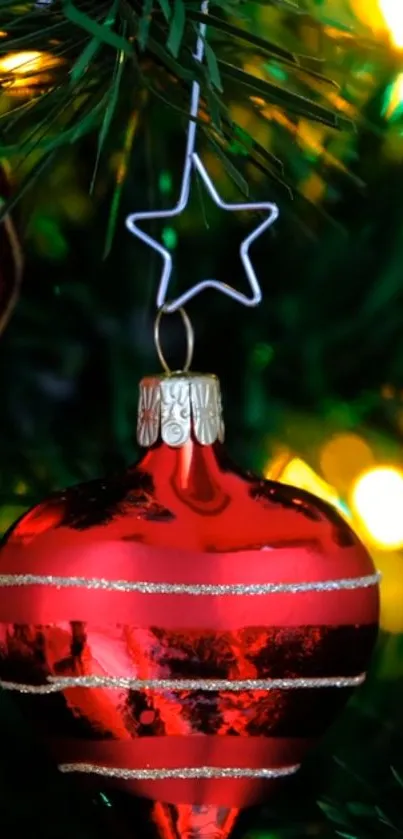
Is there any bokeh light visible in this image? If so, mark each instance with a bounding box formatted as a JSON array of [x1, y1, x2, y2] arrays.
[[352, 466, 403, 549], [161, 227, 177, 249], [0, 51, 44, 74], [379, 0, 403, 48], [350, 1, 403, 47], [276, 457, 344, 512], [320, 434, 374, 494], [0, 51, 62, 93], [374, 550, 403, 634], [159, 172, 173, 194]]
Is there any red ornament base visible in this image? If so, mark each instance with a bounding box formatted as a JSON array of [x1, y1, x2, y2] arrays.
[[0, 373, 379, 839]]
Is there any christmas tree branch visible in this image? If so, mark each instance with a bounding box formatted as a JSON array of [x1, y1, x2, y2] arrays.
[[0, 0, 357, 219]]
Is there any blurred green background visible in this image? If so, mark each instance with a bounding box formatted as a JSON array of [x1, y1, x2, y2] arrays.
[[2, 1, 403, 837]]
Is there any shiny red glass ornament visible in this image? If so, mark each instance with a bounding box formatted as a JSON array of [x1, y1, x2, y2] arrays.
[[0, 163, 23, 335], [0, 370, 379, 839]]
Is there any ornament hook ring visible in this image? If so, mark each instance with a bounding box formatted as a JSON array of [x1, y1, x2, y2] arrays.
[[154, 305, 194, 374]]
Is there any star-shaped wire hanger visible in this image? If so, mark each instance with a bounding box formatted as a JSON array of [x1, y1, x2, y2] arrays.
[[125, 1, 279, 314]]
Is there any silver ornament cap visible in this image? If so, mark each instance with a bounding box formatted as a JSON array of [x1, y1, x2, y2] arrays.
[[137, 373, 225, 448]]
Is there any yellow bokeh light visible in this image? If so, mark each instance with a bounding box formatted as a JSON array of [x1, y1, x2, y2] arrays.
[[275, 457, 343, 512], [373, 550, 403, 634], [350, 1, 403, 48], [0, 51, 44, 74], [379, 0, 403, 48], [320, 434, 374, 493], [0, 51, 62, 92], [352, 466, 403, 549]]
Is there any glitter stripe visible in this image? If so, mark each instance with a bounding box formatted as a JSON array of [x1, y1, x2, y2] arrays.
[[0, 572, 380, 595], [50, 674, 366, 691], [0, 674, 366, 695], [58, 764, 300, 780]]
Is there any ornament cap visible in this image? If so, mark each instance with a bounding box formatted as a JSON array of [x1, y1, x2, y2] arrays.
[[137, 372, 225, 448]]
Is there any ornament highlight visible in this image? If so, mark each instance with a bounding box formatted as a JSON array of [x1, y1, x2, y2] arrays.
[[0, 310, 379, 839]]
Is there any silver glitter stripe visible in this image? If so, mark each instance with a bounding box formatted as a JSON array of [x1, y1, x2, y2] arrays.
[[0, 673, 366, 695], [58, 764, 300, 780], [0, 571, 381, 595]]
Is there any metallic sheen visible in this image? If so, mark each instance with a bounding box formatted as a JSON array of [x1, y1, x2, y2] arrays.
[[0, 673, 366, 694], [59, 764, 301, 780], [137, 373, 225, 447], [154, 306, 194, 375], [0, 395, 380, 839], [125, 0, 279, 315], [0, 571, 380, 593]]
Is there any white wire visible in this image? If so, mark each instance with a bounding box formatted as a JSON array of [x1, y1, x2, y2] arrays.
[[125, 0, 279, 313]]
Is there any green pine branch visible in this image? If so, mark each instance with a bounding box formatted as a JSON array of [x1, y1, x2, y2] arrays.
[[0, 0, 357, 220]]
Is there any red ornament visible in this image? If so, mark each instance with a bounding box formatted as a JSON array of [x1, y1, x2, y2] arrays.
[[0, 339, 379, 839], [0, 163, 23, 335]]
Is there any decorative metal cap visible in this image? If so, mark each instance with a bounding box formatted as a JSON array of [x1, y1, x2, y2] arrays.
[[139, 305, 224, 447], [137, 373, 225, 448]]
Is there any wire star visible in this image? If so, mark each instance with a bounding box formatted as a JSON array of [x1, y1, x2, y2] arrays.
[[125, 1, 279, 314]]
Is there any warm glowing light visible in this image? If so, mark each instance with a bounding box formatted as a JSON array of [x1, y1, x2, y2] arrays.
[[274, 457, 344, 512], [352, 467, 403, 549], [320, 434, 374, 493], [374, 551, 403, 634], [0, 51, 44, 74], [265, 448, 290, 482], [0, 51, 62, 92], [379, 0, 403, 48], [350, 1, 403, 48], [350, 0, 387, 33]]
